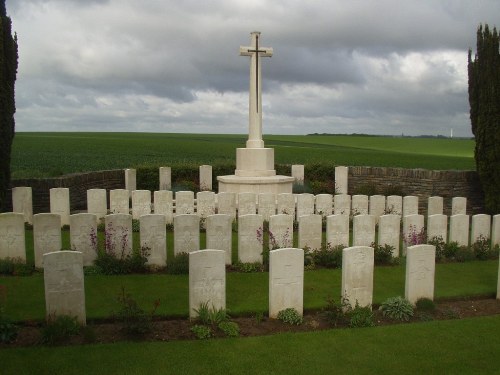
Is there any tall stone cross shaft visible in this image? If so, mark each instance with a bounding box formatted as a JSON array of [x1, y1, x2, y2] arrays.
[[240, 31, 273, 149]]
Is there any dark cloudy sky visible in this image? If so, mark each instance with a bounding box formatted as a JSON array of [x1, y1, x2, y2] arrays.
[[8, 0, 500, 137]]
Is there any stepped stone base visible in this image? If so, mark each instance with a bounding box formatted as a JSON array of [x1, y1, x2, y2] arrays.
[[217, 175, 294, 195]]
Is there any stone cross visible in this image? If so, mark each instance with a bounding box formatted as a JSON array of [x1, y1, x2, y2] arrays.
[[240, 31, 273, 149]]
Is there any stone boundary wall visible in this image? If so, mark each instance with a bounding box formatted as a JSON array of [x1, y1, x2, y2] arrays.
[[348, 167, 484, 215], [7, 170, 124, 214]]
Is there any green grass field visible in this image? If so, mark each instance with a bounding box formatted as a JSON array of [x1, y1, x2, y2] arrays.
[[11, 132, 475, 179]]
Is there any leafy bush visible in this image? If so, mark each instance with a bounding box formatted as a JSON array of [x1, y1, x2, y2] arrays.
[[444, 241, 460, 259], [454, 246, 475, 262], [40, 315, 81, 345], [191, 324, 212, 339], [114, 287, 159, 336], [428, 235, 446, 261], [323, 296, 350, 327], [166, 252, 189, 274], [404, 225, 426, 246], [372, 243, 395, 266], [94, 247, 150, 275], [310, 244, 343, 268], [193, 302, 229, 326], [415, 298, 436, 312], [0, 257, 33, 276], [232, 262, 264, 273], [277, 308, 303, 325], [472, 235, 493, 260], [379, 296, 414, 321], [192, 303, 238, 338], [218, 321, 240, 337], [348, 303, 375, 328]]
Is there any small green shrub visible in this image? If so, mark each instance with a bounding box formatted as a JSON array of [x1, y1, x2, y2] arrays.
[[373, 243, 395, 266], [0, 257, 33, 276], [379, 296, 414, 321], [348, 303, 375, 328], [382, 184, 406, 197], [40, 315, 81, 345], [254, 311, 264, 324], [454, 246, 475, 262], [277, 308, 303, 325], [94, 247, 150, 275], [233, 262, 264, 273], [191, 324, 212, 339], [444, 241, 460, 259], [415, 298, 436, 312], [165, 252, 189, 274], [428, 235, 446, 261], [472, 235, 493, 260], [114, 287, 159, 336], [218, 321, 240, 337], [323, 296, 350, 327], [311, 244, 343, 268]]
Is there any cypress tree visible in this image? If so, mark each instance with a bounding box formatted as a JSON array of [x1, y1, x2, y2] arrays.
[[468, 24, 500, 214], [0, 0, 18, 211]]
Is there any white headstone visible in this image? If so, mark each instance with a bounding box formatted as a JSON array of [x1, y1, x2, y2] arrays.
[[159, 167, 172, 191], [405, 244, 435, 304], [291, 164, 304, 185], [334, 194, 351, 216], [153, 190, 173, 225], [471, 214, 491, 243], [427, 196, 443, 217], [268, 248, 304, 318], [378, 214, 400, 257], [402, 214, 425, 254], [351, 195, 368, 216], [140, 214, 166, 266], [238, 192, 257, 217], [50, 188, 70, 226], [124, 168, 136, 196], [217, 192, 237, 220], [196, 191, 216, 219], [386, 195, 402, 216], [352, 214, 376, 247], [449, 214, 470, 246], [43, 251, 86, 324], [0, 213, 26, 261], [70, 213, 97, 267], [315, 194, 333, 217], [176, 191, 195, 215], [335, 166, 348, 195], [342, 246, 374, 309], [298, 214, 322, 251], [296, 193, 314, 219], [206, 214, 232, 265], [269, 214, 294, 250], [131, 190, 151, 220], [369, 195, 386, 222], [451, 197, 467, 215], [427, 214, 448, 243], [109, 189, 129, 214], [173, 214, 200, 255], [12, 186, 33, 224], [104, 214, 133, 257], [277, 193, 295, 218], [33, 213, 61, 268], [189, 249, 226, 318], [199, 165, 213, 191], [258, 193, 276, 221], [326, 214, 350, 248], [238, 214, 263, 263], [87, 189, 107, 222], [493, 215, 500, 248], [402, 196, 419, 217]]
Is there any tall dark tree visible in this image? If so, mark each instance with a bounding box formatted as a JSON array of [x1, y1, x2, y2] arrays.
[[468, 24, 500, 214], [0, 0, 18, 212]]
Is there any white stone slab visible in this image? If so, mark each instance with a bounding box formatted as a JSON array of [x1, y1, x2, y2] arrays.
[[369, 195, 386, 223], [196, 191, 216, 219], [315, 194, 333, 217], [0, 213, 26, 261], [217, 192, 237, 220], [451, 197, 467, 215], [43, 251, 86, 324], [50, 188, 70, 226], [70, 213, 97, 266], [471, 214, 491, 243], [277, 193, 295, 218], [326, 214, 350, 248], [206, 214, 232, 265], [352, 214, 376, 247], [427, 196, 443, 217], [159, 167, 172, 191], [449, 214, 470, 246], [87, 189, 107, 222], [140, 214, 166, 266], [12, 186, 33, 224], [131, 190, 151, 220], [351, 195, 368, 216], [342, 246, 374, 309], [296, 193, 315, 219], [334, 194, 351, 216], [173, 214, 200, 255], [291, 164, 304, 185], [110, 189, 130, 215], [427, 214, 448, 243], [493, 215, 500, 248], [298, 214, 322, 251], [176, 191, 195, 215], [238, 192, 257, 217], [153, 190, 174, 225], [189, 249, 226, 318], [269, 248, 304, 318], [403, 196, 419, 217], [386, 195, 402, 216], [258, 193, 276, 221], [378, 214, 401, 257], [238, 214, 263, 263], [33, 213, 61, 268], [124, 168, 136, 196], [335, 166, 348, 195], [402, 214, 425, 254], [104, 214, 133, 258], [199, 165, 213, 191], [269, 214, 294, 250], [405, 244, 435, 305]]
